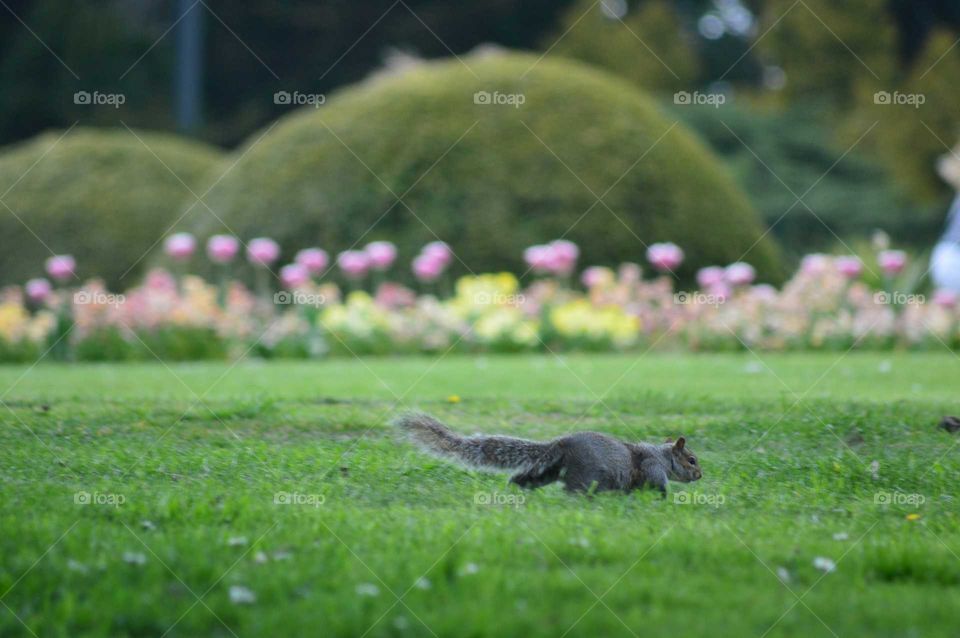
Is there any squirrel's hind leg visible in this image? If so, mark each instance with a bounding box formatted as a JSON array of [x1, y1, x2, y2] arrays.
[[509, 460, 563, 489]]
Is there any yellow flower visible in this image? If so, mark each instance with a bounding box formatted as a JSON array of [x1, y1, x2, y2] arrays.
[[447, 394, 461, 404], [550, 300, 639, 347], [473, 307, 537, 344], [450, 273, 521, 317], [906, 513, 921, 521], [0, 301, 29, 341]]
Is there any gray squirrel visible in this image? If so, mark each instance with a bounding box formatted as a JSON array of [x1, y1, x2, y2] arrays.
[[394, 413, 702, 494]]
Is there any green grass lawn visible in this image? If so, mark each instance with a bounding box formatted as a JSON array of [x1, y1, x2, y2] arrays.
[[2, 352, 959, 637]]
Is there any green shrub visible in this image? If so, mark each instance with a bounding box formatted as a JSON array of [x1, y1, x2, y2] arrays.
[[0, 127, 223, 289], [191, 50, 783, 282]]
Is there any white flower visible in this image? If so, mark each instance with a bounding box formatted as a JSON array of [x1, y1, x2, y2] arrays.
[[414, 577, 431, 590], [832, 532, 849, 541], [122, 551, 146, 566], [813, 557, 836, 573], [229, 585, 256, 605], [356, 583, 380, 597], [227, 536, 247, 547]]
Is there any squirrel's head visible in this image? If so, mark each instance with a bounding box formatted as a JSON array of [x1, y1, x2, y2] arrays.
[[663, 437, 702, 482]]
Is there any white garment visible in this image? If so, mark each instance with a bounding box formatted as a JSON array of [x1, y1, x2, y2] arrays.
[[931, 241, 960, 292]]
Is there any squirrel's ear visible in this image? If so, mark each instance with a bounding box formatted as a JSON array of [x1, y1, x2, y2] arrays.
[[673, 437, 686, 451]]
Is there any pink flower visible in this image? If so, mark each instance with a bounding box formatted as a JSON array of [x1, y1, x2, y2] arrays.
[[835, 256, 863, 279], [25, 278, 52, 303], [801, 254, 830, 276], [524, 244, 553, 274], [412, 253, 444, 282], [295, 248, 329, 275], [422, 241, 453, 267], [933, 289, 958, 309], [337, 250, 371, 279], [549, 240, 579, 275], [618, 263, 642, 284], [752, 284, 778, 302], [725, 262, 756, 286], [145, 268, 177, 292], [45, 255, 76, 282], [708, 282, 732, 303], [581, 266, 610, 288], [365, 241, 397, 271], [280, 263, 310, 289], [375, 282, 416, 308], [247, 238, 281, 267], [878, 250, 907, 276], [163, 232, 196, 261], [696, 266, 725, 289], [207, 235, 240, 264], [646, 242, 684, 272]]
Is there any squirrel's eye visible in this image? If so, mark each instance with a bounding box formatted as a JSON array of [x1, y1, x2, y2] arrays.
[[688, 456, 696, 464]]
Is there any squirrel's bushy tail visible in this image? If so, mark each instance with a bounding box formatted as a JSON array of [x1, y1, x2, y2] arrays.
[[393, 412, 561, 473]]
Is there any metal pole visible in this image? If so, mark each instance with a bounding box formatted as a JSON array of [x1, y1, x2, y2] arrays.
[[174, 0, 204, 133]]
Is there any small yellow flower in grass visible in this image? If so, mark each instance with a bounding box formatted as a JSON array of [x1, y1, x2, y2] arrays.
[[447, 394, 461, 404], [906, 513, 921, 521]]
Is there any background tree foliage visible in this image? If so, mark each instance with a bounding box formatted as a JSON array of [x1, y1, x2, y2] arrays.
[[1, 0, 959, 269]]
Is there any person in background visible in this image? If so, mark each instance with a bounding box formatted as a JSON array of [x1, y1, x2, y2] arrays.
[[932, 147, 960, 293]]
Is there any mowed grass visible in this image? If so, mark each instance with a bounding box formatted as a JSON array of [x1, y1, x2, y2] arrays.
[[1, 352, 959, 637]]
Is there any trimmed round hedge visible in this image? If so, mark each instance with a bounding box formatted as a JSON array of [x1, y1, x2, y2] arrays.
[[192, 51, 782, 282], [0, 128, 222, 288]]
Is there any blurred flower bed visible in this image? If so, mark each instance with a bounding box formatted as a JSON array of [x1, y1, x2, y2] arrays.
[[1, 235, 957, 362]]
